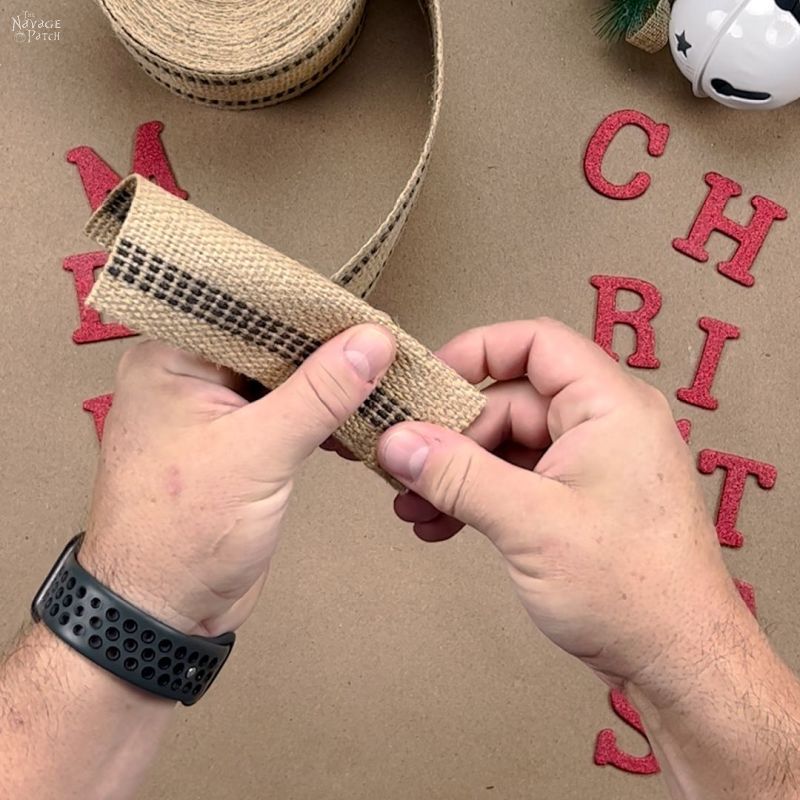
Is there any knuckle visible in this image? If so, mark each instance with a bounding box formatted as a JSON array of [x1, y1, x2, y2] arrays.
[[115, 341, 184, 394], [300, 362, 356, 427], [532, 315, 559, 332], [546, 400, 568, 437], [639, 381, 670, 413], [117, 340, 167, 373], [115, 342, 149, 381], [429, 446, 478, 519]]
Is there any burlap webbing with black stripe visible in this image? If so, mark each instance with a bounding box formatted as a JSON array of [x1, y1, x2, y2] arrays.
[[86, 0, 487, 480], [86, 177, 485, 479]]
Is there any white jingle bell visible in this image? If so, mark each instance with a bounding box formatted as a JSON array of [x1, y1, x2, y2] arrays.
[[669, 0, 800, 110]]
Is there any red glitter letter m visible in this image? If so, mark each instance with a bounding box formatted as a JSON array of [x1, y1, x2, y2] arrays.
[[64, 120, 188, 345], [67, 120, 188, 211]]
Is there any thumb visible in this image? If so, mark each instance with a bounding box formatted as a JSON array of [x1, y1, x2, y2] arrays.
[[240, 324, 396, 471], [378, 422, 564, 541]]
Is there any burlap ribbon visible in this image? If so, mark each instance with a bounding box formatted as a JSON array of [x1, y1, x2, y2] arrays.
[[625, 0, 671, 53], [87, 0, 486, 480]]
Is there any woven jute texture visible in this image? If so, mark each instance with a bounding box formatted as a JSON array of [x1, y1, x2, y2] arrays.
[[625, 0, 671, 53], [86, 177, 486, 480], [96, 0, 444, 301], [88, 0, 482, 480]]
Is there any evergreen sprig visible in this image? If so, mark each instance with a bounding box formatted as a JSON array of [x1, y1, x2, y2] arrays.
[[595, 0, 661, 41]]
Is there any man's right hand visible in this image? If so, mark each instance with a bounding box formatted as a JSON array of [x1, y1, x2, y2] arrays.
[[378, 319, 800, 798], [377, 319, 746, 689]]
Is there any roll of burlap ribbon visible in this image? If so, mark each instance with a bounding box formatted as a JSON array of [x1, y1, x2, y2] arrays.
[[86, 0, 487, 480]]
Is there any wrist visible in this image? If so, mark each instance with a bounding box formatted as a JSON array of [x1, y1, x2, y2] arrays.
[[79, 534, 206, 637], [627, 581, 760, 711], [24, 622, 176, 710], [625, 587, 800, 798], [1, 625, 175, 800], [32, 533, 235, 706]]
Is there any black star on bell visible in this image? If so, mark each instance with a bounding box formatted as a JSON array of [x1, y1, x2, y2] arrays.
[[675, 30, 692, 57]]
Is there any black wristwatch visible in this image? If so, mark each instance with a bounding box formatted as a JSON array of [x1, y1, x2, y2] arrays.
[[32, 534, 235, 706]]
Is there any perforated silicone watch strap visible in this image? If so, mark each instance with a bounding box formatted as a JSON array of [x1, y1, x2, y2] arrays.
[[32, 534, 234, 706]]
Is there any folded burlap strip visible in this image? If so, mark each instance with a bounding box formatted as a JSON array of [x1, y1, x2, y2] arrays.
[[85, 176, 486, 480]]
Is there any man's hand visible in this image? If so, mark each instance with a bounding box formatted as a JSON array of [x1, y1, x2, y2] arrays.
[[377, 319, 800, 799], [378, 318, 733, 685], [0, 323, 397, 800], [81, 324, 396, 636]]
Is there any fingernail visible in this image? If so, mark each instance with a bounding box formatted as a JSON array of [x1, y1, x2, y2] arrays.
[[344, 326, 395, 382], [380, 430, 430, 481]]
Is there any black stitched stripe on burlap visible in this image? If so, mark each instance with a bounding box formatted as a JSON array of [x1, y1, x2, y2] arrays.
[[107, 149, 425, 302], [338, 155, 428, 296], [106, 238, 413, 432], [104, 190, 134, 223]]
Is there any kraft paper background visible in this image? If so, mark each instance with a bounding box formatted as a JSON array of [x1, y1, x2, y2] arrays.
[[1, 1, 799, 798]]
